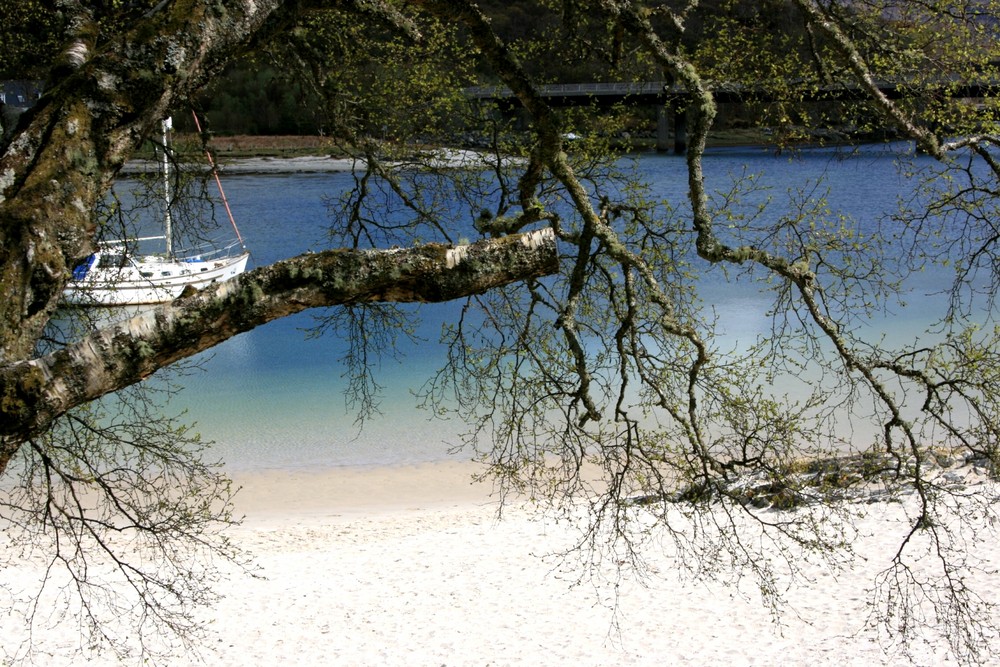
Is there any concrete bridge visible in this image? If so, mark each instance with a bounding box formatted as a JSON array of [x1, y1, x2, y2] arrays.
[[467, 81, 689, 151], [467, 79, 1000, 153]]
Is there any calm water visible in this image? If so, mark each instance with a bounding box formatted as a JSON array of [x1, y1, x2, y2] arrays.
[[149, 143, 967, 471]]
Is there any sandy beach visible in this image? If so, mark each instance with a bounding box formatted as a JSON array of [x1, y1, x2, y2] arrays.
[[3, 459, 997, 666], [121, 148, 517, 176]]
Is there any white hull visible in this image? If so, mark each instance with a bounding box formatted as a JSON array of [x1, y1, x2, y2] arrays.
[[63, 116, 250, 307], [63, 250, 250, 306]]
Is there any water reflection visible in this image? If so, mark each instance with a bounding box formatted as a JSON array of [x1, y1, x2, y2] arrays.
[[72, 145, 984, 471]]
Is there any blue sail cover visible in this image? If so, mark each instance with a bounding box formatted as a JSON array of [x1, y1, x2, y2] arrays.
[[72, 254, 96, 280]]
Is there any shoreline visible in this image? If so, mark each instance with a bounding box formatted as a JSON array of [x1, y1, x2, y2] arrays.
[[116, 127, 909, 177], [228, 458, 499, 524], [121, 154, 361, 175], [122, 150, 511, 175], [120, 139, 909, 177], [3, 458, 996, 665]]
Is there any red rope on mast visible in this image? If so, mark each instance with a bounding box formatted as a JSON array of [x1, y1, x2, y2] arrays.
[[192, 110, 246, 250]]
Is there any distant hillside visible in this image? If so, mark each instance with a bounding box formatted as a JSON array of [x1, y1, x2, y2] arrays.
[[188, 1, 816, 136]]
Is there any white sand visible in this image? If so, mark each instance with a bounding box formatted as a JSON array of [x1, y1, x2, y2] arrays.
[[3, 461, 997, 666], [122, 149, 504, 176]]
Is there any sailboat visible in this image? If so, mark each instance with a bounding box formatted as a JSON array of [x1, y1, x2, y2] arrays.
[[63, 115, 250, 306]]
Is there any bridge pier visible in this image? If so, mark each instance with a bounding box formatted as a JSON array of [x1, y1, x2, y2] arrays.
[[656, 106, 670, 152], [657, 104, 686, 154]]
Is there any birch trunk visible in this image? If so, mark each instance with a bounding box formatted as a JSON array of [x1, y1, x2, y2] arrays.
[[0, 0, 289, 362], [0, 229, 557, 473]]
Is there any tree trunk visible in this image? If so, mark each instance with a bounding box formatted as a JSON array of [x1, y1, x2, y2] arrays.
[[0, 0, 289, 362]]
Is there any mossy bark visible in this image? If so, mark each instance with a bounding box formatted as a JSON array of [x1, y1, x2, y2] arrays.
[[0, 0, 289, 363], [0, 230, 557, 474]]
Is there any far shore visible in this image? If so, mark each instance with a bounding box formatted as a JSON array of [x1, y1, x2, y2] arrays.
[[122, 154, 362, 175], [119, 127, 803, 176], [121, 132, 899, 177]]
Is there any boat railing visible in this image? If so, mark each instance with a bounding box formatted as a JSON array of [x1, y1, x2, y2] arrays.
[[98, 235, 245, 261], [175, 238, 247, 262], [98, 235, 168, 249]]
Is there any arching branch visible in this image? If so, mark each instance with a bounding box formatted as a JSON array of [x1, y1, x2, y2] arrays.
[[0, 229, 558, 471]]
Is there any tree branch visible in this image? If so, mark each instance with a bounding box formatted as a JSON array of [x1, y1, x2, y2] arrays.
[[0, 229, 557, 470]]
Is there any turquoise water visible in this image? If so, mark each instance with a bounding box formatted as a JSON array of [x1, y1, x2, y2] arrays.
[[154, 144, 976, 471], [153, 172, 468, 470]]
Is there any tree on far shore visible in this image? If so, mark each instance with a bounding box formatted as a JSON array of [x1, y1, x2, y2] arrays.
[[2, 1, 1000, 664]]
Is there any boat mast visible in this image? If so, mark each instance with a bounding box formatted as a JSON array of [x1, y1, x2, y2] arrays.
[[161, 117, 173, 257], [191, 110, 247, 251]]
